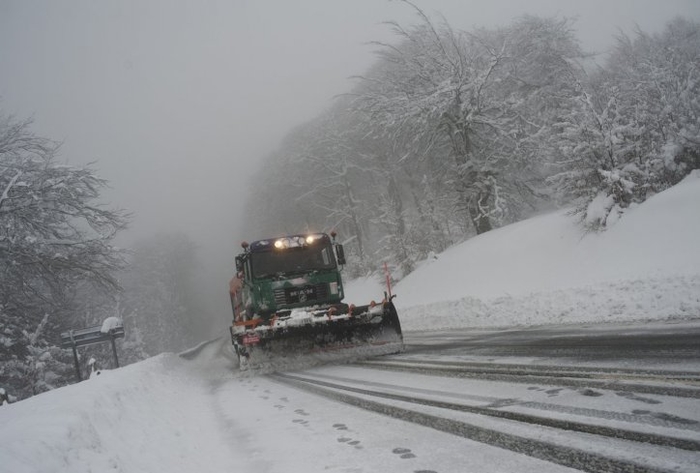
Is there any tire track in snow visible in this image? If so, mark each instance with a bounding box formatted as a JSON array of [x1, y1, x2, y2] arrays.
[[358, 359, 700, 399], [364, 359, 700, 382], [302, 370, 700, 433]]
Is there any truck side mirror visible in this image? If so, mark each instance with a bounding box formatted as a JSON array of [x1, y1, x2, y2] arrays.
[[235, 255, 244, 273], [335, 244, 346, 266]]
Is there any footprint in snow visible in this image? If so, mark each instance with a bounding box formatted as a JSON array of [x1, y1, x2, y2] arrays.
[[392, 447, 416, 459], [294, 409, 310, 416], [337, 437, 362, 449], [488, 398, 517, 408], [333, 423, 348, 430]]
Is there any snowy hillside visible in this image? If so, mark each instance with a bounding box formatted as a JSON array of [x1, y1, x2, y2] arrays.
[[345, 171, 700, 330]]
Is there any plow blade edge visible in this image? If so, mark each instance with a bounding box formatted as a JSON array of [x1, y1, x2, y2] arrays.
[[232, 301, 404, 371]]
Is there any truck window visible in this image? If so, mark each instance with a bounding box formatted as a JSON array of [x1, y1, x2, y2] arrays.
[[251, 244, 336, 278]]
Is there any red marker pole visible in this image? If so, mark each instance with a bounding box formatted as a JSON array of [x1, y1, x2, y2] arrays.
[[383, 262, 392, 299]]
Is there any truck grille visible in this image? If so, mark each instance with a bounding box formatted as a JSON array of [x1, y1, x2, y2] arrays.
[[274, 283, 329, 306]]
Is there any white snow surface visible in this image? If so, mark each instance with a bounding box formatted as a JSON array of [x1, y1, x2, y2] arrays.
[[1, 174, 699, 472], [100, 316, 123, 333]]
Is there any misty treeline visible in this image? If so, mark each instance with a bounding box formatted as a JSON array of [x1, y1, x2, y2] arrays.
[[0, 116, 204, 400], [243, 10, 699, 280]]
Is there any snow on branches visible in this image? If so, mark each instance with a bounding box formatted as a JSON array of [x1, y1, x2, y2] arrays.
[[353, 4, 585, 234], [0, 114, 129, 400], [549, 18, 700, 231]]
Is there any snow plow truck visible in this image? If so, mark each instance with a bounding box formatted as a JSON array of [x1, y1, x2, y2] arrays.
[[229, 232, 404, 370]]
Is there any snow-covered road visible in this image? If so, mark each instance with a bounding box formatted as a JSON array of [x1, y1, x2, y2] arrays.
[[190, 322, 700, 473], [5, 322, 699, 473], [260, 323, 700, 473]]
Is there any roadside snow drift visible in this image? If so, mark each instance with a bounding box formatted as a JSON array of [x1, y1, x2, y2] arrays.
[[0, 352, 247, 473]]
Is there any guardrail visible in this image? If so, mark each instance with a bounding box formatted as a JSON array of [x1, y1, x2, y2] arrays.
[[60, 322, 125, 381]]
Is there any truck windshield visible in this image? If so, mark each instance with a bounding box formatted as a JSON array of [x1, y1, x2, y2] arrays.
[[251, 244, 336, 279]]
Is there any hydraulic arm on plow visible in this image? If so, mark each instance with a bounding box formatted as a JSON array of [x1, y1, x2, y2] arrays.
[[229, 232, 404, 370]]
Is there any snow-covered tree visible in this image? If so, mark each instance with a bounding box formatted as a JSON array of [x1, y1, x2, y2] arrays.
[[546, 76, 627, 229], [548, 18, 700, 230], [0, 114, 129, 398], [354, 5, 584, 234], [608, 18, 700, 189]]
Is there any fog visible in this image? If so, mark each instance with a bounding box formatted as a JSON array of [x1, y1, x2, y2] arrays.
[[1, 0, 698, 335]]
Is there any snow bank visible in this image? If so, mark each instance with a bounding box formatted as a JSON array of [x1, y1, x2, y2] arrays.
[[399, 274, 700, 330], [0, 354, 245, 473]]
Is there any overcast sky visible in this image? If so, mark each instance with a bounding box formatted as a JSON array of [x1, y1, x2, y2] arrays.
[[2, 0, 698, 324]]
